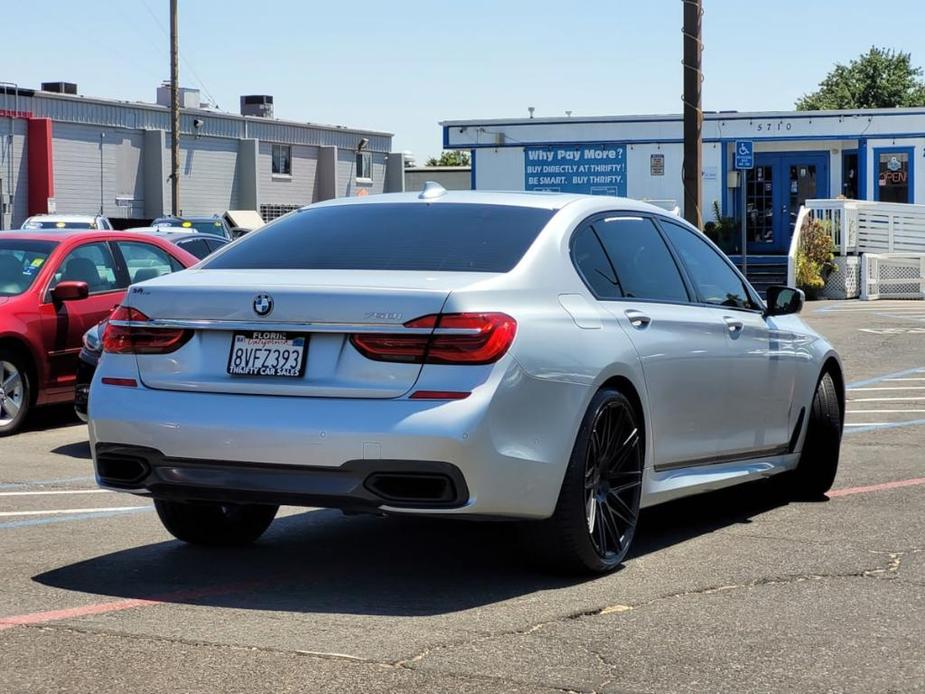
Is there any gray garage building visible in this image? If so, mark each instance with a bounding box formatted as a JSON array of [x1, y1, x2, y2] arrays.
[[0, 83, 400, 228]]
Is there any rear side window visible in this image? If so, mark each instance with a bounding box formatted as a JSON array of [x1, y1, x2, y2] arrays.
[[116, 242, 184, 283], [659, 221, 757, 309], [571, 226, 621, 299], [593, 217, 689, 302], [176, 237, 211, 260], [50, 242, 120, 293], [205, 203, 556, 273]]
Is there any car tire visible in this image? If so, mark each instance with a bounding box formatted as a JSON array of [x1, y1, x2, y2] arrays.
[[154, 499, 279, 546], [787, 371, 842, 499], [0, 351, 32, 437], [538, 388, 644, 574]]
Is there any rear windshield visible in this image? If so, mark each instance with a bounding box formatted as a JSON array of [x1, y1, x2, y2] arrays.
[[205, 203, 556, 273], [0, 240, 58, 296]]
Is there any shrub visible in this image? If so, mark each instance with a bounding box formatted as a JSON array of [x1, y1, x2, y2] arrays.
[[796, 217, 836, 293]]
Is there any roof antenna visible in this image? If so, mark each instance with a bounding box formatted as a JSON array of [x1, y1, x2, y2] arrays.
[[528, 106, 535, 119], [419, 181, 447, 200]]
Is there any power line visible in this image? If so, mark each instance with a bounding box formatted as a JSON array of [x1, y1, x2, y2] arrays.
[[138, 0, 221, 109]]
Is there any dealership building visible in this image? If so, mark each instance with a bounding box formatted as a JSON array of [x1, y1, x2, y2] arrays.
[[443, 108, 924, 259], [0, 83, 400, 228]]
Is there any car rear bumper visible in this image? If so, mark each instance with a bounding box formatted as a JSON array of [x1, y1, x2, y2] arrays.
[[88, 365, 589, 518], [95, 443, 469, 511]]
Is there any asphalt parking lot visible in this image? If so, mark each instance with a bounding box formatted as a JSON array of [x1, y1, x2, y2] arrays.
[[1, 300, 923, 693]]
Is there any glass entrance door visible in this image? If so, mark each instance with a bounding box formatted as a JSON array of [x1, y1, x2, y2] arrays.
[[742, 152, 830, 254]]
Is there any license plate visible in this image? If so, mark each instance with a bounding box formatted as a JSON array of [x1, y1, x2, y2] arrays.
[[227, 331, 307, 377]]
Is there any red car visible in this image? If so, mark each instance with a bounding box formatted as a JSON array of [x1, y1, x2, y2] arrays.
[[0, 231, 198, 435]]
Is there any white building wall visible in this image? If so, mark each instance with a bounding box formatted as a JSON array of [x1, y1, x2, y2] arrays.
[[258, 142, 318, 206], [473, 147, 524, 190], [168, 136, 241, 215], [0, 118, 28, 227]]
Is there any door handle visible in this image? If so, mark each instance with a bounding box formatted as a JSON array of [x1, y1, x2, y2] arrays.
[[625, 310, 651, 330], [723, 316, 744, 335]]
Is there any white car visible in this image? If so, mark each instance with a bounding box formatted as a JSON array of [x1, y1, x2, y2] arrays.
[[21, 214, 113, 231], [89, 187, 844, 573]]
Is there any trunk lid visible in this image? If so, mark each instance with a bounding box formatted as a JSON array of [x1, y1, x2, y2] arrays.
[[126, 269, 495, 398]]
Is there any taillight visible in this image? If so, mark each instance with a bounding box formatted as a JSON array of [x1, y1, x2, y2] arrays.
[[102, 306, 192, 355], [350, 313, 517, 365]]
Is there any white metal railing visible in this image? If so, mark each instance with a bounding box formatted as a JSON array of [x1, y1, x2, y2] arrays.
[[860, 253, 925, 300]]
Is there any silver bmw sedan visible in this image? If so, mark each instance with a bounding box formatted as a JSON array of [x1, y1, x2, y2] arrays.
[[89, 187, 843, 573]]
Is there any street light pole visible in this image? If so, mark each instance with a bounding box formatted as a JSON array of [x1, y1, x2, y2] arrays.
[[682, 0, 703, 229], [170, 0, 180, 216]]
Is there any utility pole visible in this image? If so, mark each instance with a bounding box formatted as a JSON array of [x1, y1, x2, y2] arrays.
[[682, 0, 703, 228], [170, 0, 180, 215]]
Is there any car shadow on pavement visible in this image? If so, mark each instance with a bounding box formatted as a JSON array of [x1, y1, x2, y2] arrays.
[[18, 405, 82, 434], [33, 481, 792, 617], [50, 441, 92, 459]]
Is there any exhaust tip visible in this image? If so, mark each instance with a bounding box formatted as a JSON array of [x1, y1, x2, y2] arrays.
[[364, 472, 456, 504], [96, 453, 150, 486]]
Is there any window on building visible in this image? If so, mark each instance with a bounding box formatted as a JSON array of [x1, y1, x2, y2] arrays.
[[876, 150, 912, 203], [271, 144, 291, 176], [356, 151, 372, 180]]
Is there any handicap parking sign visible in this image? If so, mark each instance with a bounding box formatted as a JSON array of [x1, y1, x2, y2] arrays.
[[735, 141, 754, 170]]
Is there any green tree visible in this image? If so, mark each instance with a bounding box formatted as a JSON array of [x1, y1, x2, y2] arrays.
[[425, 150, 471, 167], [796, 47, 925, 110]]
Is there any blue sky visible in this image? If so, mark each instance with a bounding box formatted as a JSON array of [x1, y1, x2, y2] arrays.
[[3, 1, 924, 160]]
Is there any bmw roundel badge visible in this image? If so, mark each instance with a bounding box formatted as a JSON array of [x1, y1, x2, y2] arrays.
[[253, 294, 273, 317]]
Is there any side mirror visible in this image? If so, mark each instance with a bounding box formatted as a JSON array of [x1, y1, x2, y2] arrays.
[[765, 285, 804, 317], [51, 281, 89, 303]]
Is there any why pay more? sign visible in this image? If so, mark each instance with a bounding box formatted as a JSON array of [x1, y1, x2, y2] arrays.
[[525, 145, 627, 196]]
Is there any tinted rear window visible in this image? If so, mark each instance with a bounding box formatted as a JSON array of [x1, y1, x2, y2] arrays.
[[205, 203, 556, 273]]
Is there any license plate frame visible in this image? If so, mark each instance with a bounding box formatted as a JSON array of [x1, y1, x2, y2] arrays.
[[226, 331, 308, 378]]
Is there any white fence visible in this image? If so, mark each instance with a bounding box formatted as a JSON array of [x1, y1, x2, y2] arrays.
[[787, 199, 925, 299]]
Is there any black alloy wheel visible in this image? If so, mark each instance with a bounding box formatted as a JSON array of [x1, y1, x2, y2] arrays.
[[583, 398, 643, 562], [542, 388, 644, 573]]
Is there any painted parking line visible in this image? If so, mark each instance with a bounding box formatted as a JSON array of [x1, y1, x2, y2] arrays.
[[847, 409, 925, 414], [0, 489, 110, 497], [0, 506, 146, 518], [0, 507, 151, 530], [850, 386, 925, 391], [0, 476, 95, 491], [827, 478, 925, 498], [0, 576, 286, 632], [846, 368, 925, 389]]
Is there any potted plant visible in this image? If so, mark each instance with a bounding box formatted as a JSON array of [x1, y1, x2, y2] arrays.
[[703, 201, 740, 254], [795, 217, 836, 299]]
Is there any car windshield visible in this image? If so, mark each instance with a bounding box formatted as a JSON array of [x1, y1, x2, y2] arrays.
[[0, 240, 58, 296], [205, 203, 556, 273], [23, 221, 93, 230]]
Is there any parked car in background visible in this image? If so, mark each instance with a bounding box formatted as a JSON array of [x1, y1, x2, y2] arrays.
[[151, 215, 232, 240], [90, 190, 844, 573], [74, 230, 227, 421], [21, 214, 113, 231], [0, 231, 197, 435]]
